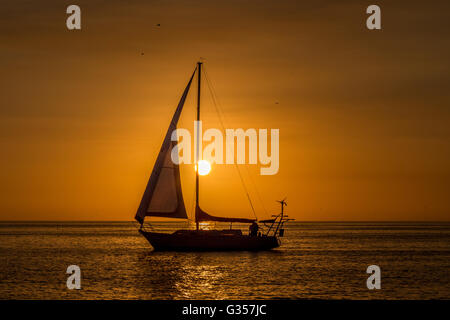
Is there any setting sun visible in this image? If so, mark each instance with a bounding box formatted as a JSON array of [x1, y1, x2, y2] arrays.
[[196, 160, 211, 176]]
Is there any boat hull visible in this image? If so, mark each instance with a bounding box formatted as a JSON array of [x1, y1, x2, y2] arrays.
[[139, 229, 280, 251]]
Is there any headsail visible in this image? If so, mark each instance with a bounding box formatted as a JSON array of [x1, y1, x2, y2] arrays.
[[135, 69, 196, 224]]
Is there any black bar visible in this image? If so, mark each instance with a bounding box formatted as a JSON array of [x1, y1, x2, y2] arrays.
[[1, 300, 447, 318]]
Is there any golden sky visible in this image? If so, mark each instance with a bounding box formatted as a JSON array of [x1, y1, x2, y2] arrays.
[[1, 0, 449, 221]]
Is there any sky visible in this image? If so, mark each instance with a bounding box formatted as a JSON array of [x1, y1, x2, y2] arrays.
[[1, 0, 449, 221]]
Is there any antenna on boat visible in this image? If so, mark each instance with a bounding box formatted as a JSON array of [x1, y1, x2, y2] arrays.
[[277, 198, 288, 217]]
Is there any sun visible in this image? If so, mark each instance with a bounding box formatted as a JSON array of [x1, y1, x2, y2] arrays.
[[196, 160, 211, 176]]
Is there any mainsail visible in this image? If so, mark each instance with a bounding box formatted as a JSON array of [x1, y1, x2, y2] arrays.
[[196, 205, 255, 223], [135, 70, 196, 224]]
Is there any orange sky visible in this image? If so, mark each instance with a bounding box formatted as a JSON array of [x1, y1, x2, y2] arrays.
[[1, 0, 449, 221]]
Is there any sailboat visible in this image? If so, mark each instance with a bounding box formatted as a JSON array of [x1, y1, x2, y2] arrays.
[[135, 62, 291, 251]]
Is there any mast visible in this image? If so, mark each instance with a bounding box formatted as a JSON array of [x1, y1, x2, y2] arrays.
[[195, 62, 202, 230]]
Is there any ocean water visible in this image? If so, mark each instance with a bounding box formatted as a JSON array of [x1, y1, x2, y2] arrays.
[[0, 221, 449, 299]]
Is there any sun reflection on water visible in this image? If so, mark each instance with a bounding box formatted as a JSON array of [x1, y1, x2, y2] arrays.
[[175, 262, 227, 299], [198, 221, 215, 230]]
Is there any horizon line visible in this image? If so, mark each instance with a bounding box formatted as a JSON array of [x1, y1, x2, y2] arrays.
[[0, 220, 449, 223]]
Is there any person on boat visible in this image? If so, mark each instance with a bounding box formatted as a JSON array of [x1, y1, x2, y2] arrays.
[[249, 222, 259, 236]]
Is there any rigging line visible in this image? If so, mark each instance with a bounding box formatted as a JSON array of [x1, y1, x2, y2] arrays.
[[203, 66, 265, 220], [244, 164, 269, 216], [203, 67, 257, 220], [202, 67, 226, 130], [203, 66, 258, 221]]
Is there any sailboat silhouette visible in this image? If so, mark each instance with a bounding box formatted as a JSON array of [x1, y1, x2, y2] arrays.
[[135, 62, 291, 251]]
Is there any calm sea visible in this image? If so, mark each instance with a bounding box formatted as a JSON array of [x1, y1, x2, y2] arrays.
[[0, 222, 449, 299]]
